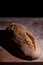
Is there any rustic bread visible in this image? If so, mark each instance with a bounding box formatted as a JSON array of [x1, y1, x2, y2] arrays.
[[6, 23, 41, 60]]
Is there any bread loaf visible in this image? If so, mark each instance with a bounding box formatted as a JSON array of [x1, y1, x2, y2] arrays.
[[6, 23, 41, 60]]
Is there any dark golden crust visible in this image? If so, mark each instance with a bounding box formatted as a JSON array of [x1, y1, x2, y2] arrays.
[[6, 23, 41, 60], [7, 24, 35, 49]]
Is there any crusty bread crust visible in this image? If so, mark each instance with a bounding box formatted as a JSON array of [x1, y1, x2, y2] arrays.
[[7, 23, 42, 60]]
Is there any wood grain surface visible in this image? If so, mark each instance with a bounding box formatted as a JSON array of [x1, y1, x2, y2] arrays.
[[0, 18, 43, 62]]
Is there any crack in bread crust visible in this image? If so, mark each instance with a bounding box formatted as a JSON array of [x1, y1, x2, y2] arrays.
[[26, 32, 35, 49]]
